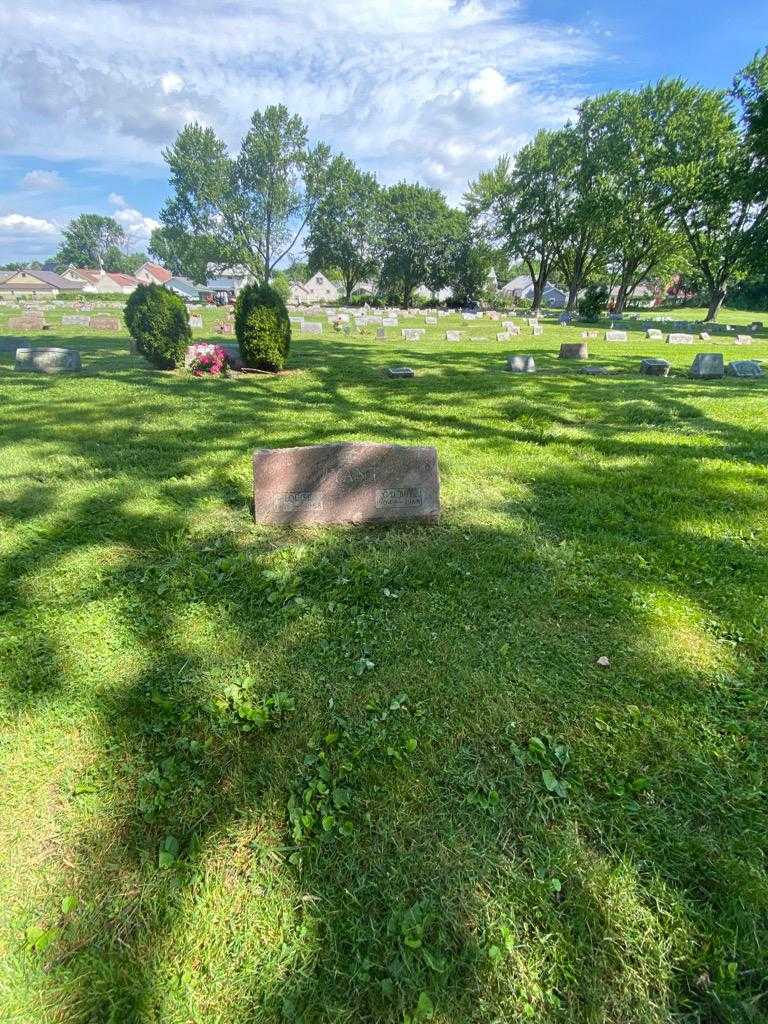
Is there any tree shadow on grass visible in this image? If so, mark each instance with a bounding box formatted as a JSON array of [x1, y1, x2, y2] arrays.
[[1, 347, 768, 1022]]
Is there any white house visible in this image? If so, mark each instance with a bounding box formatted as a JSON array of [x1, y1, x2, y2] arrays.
[[289, 271, 340, 305]]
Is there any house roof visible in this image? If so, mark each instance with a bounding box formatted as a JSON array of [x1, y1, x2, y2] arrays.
[[501, 274, 533, 292], [107, 272, 138, 288], [0, 268, 80, 290], [68, 267, 101, 284], [166, 276, 200, 299], [140, 261, 172, 283]]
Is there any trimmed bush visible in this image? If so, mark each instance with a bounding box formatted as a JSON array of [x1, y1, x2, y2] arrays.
[[578, 284, 609, 323], [124, 284, 191, 369], [235, 283, 291, 371]]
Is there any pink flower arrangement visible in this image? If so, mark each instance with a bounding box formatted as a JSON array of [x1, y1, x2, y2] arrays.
[[188, 343, 230, 376]]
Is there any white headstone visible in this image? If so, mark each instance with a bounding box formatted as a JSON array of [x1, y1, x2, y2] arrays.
[[668, 333, 694, 345], [605, 330, 627, 342]]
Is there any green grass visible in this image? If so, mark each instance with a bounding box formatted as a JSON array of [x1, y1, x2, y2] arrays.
[[1, 304, 767, 1023]]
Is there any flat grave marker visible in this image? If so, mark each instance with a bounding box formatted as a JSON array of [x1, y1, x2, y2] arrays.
[[606, 330, 627, 342], [727, 360, 764, 379], [668, 333, 694, 345], [15, 346, 81, 374], [90, 316, 120, 331]]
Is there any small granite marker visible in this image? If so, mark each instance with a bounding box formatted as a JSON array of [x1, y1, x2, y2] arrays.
[[726, 360, 764, 379], [559, 342, 588, 360], [387, 366, 415, 378], [668, 333, 694, 345], [640, 357, 671, 377], [605, 330, 627, 341], [252, 442, 440, 525], [15, 346, 81, 374], [690, 352, 724, 379]]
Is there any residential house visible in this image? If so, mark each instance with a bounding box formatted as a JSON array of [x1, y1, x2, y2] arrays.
[[0, 269, 81, 295], [61, 266, 138, 293], [289, 271, 340, 305], [136, 261, 172, 286], [500, 275, 567, 308]]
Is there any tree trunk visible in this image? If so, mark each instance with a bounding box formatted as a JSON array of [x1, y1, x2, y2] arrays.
[[613, 283, 629, 315], [706, 286, 726, 322], [566, 281, 580, 312]]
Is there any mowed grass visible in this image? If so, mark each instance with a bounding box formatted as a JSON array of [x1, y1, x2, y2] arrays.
[[1, 305, 767, 1024]]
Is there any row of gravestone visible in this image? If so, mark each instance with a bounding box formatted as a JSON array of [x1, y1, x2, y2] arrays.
[[387, 350, 764, 380]]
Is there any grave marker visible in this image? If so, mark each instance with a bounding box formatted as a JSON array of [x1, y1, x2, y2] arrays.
[[15, 346, 81, 374], [559, 342, 588, 360], [505, 354, 536, 373], [605, 330, 627, 341], [252, 442, 439, 525], [90, 316, 120, 331], [690, 352, 724, 379], [668, 333, 694, 345], [726, 360, 764, 379], [640, 358, 671, 377]]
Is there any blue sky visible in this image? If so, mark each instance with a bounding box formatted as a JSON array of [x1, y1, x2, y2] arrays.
[[0, 0, 766, 264]]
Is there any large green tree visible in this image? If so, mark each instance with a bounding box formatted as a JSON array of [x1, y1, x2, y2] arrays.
[[149, 225, 220, 283], [578, 88, 682, 314], [160, 105, 331, 283], [375, 183, 458, 307], [734, 48, 768, 162], [55, 214, 127, 271], [653, 77, 768, 320], [305, 156, 380, 301], [466, 131, 568, 312]]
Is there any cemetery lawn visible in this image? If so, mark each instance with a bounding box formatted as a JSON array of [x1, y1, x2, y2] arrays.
[[1, 310, 768, 1024]]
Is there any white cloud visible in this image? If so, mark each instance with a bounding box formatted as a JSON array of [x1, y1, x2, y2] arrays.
[[113, 206, 161, 244], [0, 0, 600, 201], [108, 192, 127, 207], [161, 71, 184, 95], [466, 67, 515, 107], [21, 169, 63, 190], [0, 213, 58, 235]]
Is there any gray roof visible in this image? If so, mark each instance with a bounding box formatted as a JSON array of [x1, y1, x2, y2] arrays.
[[165, 276, 200, 299]]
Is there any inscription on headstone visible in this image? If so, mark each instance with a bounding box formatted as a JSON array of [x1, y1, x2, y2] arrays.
[[252, 442, 440, 525], [668, 333, 694, 345], [606, 330, 627, 341]]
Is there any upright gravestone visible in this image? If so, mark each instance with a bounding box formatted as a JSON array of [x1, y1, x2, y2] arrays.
[[402, 329, 421, 341], [640, 357, 671, 377], [425, 316, 437, 325], [606, 330, 627, 342], [700, 331, 710, 340], [735, 335, 753, 345], [382, 317, 398, 327], [646, 328, 663, 339], [726, 360, 764, 379], [559, 342, 588, 360], [496, 332, 512, 342], [445, 331, 461, 342], [189, 315, 203, 329], [668, 333, 694, 345], [303, 322, 323, 335], [690, 353, 724, 379], [531, 325, 543, 336], [376, 327, 386, 340], [252, 442, 440, 525], [505, 354, 536, 373], [15, 346, 82, 374], [90, 316, 120, 331]]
